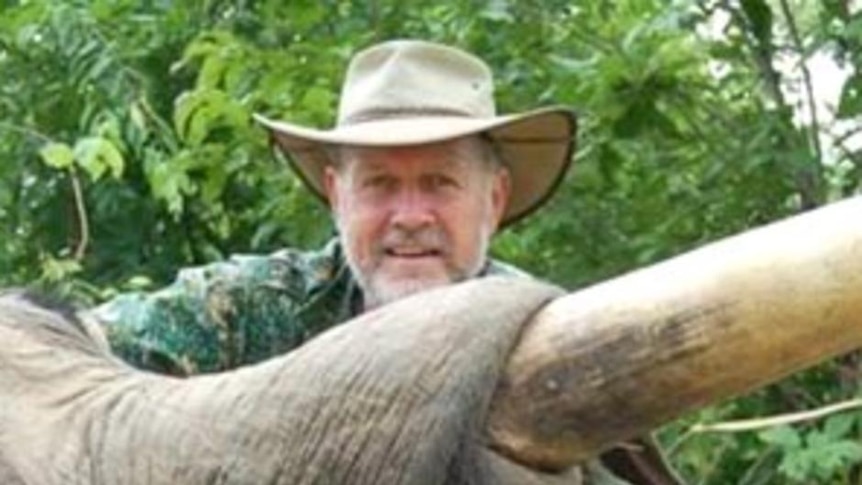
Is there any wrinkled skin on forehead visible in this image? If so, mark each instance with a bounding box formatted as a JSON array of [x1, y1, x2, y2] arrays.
[[0, 277, 583, 484]]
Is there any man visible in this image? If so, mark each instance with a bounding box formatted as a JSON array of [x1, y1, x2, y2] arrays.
[[94, 39, 575, 375], [91, 40, 679, 484]]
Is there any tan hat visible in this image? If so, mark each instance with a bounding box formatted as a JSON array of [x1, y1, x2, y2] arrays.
[[254, 39, 577, 227]]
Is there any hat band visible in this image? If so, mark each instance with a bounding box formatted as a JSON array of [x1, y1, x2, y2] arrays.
[[339, 107, 477, 126]]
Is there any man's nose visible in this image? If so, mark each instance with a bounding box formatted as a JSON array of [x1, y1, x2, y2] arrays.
[[389, 190, 436, 230]]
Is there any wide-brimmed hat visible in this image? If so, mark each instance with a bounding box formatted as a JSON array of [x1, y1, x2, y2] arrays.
[[254, 40, 577, 227]]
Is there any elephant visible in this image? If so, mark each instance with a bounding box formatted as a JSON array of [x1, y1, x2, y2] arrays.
[[3, 195, 862, 484], [0, 277, 599, 484]]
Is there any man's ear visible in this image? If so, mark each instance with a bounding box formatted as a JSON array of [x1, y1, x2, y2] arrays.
[[490, 168, 512, 229], [323, 165, 340, 210]]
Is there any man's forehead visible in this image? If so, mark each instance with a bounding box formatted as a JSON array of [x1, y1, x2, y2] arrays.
[[336, 137, 485, 171]]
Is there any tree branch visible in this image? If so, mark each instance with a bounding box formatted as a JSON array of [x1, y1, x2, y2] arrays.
[[718, 0, 785, 105], [69, 167, 90, 262], [777, 0, 824, 164], [691, 398, 862, 433], [0, 123, 91, 261]]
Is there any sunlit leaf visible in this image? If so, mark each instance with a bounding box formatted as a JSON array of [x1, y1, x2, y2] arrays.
[[74, 137, 125, 181], [38, 142, 75, 170]]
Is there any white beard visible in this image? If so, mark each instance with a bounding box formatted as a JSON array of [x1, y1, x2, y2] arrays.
[[360, 275, 450, 311], [343, 222, 494, 312]]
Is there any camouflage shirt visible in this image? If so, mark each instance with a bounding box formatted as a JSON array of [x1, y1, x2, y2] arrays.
[[90, 239, 527, 376]]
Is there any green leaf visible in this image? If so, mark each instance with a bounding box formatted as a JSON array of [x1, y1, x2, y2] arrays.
[[172, 30, 235, 74], [301, 86, 336, 124], [822, 413, 857, 439], [740, 0, 773, 46], [780, 438, 862, 481], [130, 101, 147, 131], [40, 255, 82, 283], [549, 54, 598, 74], [813, 440, 862, 473], [198, 52, 226, 88], [39, 142, 75, 170], [73, 137, 125, 181], [173, 88, 246, 146], [481, 0, 514, 23], [845, 14, 862, 42], [758, 425, 802, 450], [144, 149, 195, 216], [838, 74, 862, 118], [124, 275, 153, 290]]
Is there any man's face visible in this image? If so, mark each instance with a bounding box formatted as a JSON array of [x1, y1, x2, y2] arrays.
[[323, 137, 511, 310]]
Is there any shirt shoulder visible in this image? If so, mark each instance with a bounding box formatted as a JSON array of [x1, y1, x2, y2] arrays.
[[90, 239, 350, 374]]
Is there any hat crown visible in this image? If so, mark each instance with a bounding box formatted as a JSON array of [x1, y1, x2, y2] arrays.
[[337, 40, 496, 125]]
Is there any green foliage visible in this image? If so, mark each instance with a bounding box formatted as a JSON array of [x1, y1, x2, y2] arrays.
[[759, 415, 862, 483], [2, 0, 862, 482], [40, 137, 124, 181]]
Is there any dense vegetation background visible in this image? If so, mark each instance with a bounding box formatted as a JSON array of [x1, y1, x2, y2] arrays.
[[1, 0, 861, 482]]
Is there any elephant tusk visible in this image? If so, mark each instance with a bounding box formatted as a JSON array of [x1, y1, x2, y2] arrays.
[[486, 195, 862, 471]]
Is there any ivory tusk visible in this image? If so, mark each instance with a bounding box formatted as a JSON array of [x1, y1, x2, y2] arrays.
[[487, 196, 862, 470]]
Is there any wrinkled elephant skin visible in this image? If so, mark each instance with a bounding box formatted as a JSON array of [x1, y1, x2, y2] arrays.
[[0, 277, 582, 484]]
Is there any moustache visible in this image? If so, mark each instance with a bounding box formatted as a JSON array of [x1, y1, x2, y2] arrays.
[[378, 228, 449, 255]]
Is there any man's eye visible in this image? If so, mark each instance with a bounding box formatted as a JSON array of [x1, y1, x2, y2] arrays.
[[429, 175, 458, 189], [363, 176, 393, 189]]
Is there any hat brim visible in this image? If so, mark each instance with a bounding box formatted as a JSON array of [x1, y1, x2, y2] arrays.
[[253, 107, 577, 228]]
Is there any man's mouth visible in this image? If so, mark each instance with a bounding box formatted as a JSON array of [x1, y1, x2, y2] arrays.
[[384, 248, 442, 258]]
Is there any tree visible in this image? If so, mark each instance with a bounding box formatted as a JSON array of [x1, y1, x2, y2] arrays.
[[1, 0, 860, 482]]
